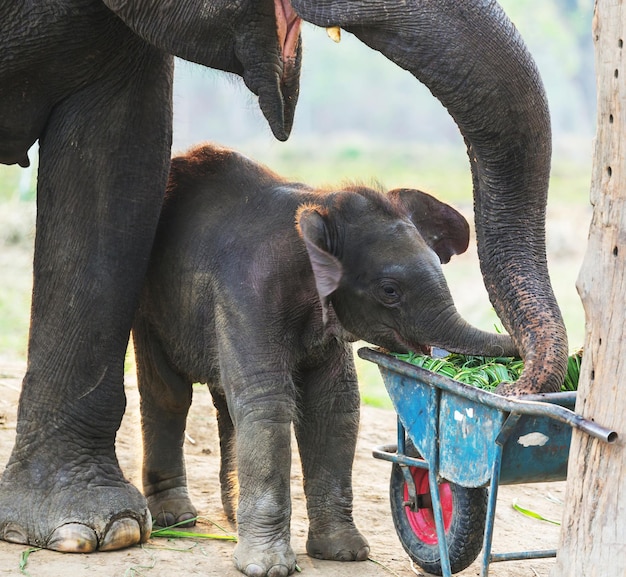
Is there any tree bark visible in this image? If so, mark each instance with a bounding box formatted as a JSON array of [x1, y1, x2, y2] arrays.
[[553, 1, 626, 575]]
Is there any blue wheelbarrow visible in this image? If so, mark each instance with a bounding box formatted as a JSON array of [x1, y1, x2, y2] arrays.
[[359, 347, 617, 577]]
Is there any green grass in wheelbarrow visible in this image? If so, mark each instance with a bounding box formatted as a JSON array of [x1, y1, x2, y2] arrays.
[[392, 349, 582, 392]]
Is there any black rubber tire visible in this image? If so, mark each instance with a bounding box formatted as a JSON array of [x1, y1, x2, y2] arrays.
[[389, 461, 488, 575]]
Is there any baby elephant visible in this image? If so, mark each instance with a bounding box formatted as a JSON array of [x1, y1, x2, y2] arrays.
[[133, 143, 515, 577]]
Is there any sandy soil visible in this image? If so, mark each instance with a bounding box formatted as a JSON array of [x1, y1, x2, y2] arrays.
[[0, 362, 567, 577]]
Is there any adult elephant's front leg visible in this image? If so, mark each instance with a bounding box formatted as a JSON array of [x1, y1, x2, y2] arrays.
[[0, 48, 173, 552], [294, 344, 369, 562]]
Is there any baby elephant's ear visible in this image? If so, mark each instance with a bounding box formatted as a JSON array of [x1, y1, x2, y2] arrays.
[[296, 206, 343, 322], [388, 188, 470, 264]]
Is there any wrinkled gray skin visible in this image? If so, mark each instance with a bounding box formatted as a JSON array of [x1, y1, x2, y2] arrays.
[[0, 0, 567, 563], [133, 143, 517, 577]]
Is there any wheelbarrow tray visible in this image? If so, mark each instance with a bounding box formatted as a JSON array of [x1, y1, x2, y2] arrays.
[[359, 347, 612, 487]]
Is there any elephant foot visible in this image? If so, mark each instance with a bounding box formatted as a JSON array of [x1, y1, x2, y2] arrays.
[[233, 538, 297, 577], [0, 459, 151, 552], [306, 526, 370, 562], [146, 487, 198, 528]]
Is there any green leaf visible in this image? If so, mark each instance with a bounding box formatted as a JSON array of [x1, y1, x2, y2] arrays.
[[490, 364, 513, 383], [391, 349, 582, 392], [512, 500, 561, 525], [151, 517, 237, 541], [563, 349, 582, 391], [151, 528, 237, 541], [19, 548, 40, 576]]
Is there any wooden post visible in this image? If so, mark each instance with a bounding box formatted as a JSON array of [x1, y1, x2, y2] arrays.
[[553, 1, 626, 575]]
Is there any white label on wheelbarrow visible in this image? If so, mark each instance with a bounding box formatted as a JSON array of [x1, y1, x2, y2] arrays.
[[453, 408, 474, 421], [517, 432, 549, 447]]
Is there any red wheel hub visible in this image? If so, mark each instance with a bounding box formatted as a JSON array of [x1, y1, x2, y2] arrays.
[[403, 466, 453, 545]]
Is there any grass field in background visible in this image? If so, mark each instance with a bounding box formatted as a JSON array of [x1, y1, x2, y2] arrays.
[[0, 141, 592, 409]]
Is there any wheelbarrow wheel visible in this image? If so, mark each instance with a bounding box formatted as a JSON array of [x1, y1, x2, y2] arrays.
[[389, 461, 487, 575]]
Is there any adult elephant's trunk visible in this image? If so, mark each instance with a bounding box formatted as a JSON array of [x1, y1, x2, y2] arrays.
[[292, 0, 568, 394]]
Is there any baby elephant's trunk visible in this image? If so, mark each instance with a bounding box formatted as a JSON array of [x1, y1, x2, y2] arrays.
[[425, 307, 519, 358]]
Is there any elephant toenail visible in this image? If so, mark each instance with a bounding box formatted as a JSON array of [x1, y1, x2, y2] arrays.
[[155, 512, 175, 528], [268, 565, 289, 577], [334, 549, 352, 561], [100, 518, 141, 551], [2, 522, 29, 545], [244, 564, 266, 577], [48, 523, 98, 553], [176, 513, 197, 527]]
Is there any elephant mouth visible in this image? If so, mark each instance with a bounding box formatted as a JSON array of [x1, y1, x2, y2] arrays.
[[391, 330, 432, 356], [275, 0, 301, 65], [409, 342, 432, 356]]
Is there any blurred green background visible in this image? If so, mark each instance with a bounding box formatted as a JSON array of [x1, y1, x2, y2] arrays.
[[0, 0, 595, 409]]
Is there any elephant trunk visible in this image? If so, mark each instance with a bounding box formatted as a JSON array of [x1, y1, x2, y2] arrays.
[[292, 0, 568, 393], [403, 271, 519, 358], [425, 306, 519, 359]]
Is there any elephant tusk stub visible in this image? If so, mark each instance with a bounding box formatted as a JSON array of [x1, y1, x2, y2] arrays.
[[326, 26, 341, 43]]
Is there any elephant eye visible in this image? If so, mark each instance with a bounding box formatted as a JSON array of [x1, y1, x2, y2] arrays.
[[377, 281, 402, 306]]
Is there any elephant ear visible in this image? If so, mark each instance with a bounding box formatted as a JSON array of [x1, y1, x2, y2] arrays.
[[296, 205, 343, 324], [388, 188, 470, 264]]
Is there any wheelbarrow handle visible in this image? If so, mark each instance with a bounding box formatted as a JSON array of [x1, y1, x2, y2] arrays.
[[538, 405, 617, 443]]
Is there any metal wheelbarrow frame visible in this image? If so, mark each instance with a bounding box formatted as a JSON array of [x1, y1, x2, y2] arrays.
[[359, 347, 617, 577]]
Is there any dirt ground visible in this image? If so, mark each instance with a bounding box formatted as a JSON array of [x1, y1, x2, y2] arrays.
[[0, 362, 567, 577]]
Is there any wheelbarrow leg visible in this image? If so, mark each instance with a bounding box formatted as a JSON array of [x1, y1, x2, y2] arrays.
[[428, 466, 453, 577], [480, 441, 503, 577], [481, 413, 522, 577]]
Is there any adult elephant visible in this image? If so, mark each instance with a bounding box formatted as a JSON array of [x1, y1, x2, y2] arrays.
[[0, 0, 567, 563]]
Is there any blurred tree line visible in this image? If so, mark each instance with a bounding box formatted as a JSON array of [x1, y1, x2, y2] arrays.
[[0, 0, 596, 202], [172, 0, 595, 156]]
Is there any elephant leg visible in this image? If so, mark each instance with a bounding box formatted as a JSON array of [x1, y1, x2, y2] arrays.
[[0, 48, 173, 552], [226, 370, 297, 577], [294, 344, 369, 562], [133, 316, 197, 528], [208, 384, 238, 524]]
